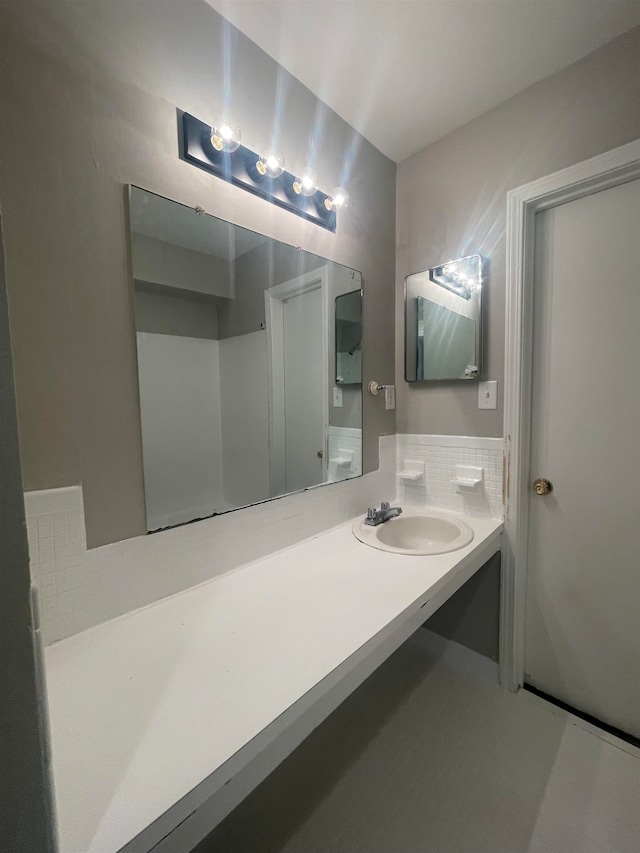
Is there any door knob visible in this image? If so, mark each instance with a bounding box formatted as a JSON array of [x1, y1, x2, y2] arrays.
[[317, 450, 324, 459], [532, 478, 553, 496]]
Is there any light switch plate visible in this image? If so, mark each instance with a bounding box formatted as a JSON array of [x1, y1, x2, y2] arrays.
[[384, 384, 396, 410], [478, 380, 497, 410], [332, 386, 343, 407]]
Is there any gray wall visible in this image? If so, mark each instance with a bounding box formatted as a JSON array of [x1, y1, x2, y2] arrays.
[[396, 26, 640, 437], [132, 233, 234, 299], [424, 552, 501, 662], [0, 217, 56, 851], [223, 244, 363, 430], [0, 0, 395, 548], [134, 287, 220, 339], [218, 241, 330, 338]]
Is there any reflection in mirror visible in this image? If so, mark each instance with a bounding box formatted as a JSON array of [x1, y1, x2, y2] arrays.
[[405, 254, 483, 381], [335, 290, 362, 385], [128, 187, 363, 532]]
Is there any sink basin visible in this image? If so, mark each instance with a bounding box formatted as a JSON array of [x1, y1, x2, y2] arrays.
[[352, 510, 474, 555]]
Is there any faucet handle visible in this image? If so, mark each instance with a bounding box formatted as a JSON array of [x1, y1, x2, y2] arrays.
[[380, 501, 390, 512], [366, 507, 378, 521]]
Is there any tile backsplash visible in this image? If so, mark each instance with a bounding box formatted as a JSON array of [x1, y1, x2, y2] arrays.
[[26, 433, 504, 646], [396, 434, 504, 519], [26, 436, 396, 645], [328, 426, 363, 482]]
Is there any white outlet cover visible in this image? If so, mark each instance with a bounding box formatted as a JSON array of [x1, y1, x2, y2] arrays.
[[384, 384, 396, 410]]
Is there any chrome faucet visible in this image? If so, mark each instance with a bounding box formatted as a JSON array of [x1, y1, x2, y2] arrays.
[[364, 500, 403, 526]]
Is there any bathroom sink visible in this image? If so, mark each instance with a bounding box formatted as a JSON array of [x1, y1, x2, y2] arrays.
[[352, 510, 474, 556]]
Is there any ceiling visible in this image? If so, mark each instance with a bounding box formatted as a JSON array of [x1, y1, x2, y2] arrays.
[[208, 0, 640, 162]]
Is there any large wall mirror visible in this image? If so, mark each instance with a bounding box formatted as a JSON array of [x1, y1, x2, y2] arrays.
[[405, 254, 483, 381], [128, 187, 363, 532]]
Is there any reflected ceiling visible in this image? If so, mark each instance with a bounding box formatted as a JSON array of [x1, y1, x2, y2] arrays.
[[129, 190, 267, 259]]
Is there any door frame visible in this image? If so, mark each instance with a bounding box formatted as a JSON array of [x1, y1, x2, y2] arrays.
[[264, 266, 330, 497], [500, 138, 640, 692]]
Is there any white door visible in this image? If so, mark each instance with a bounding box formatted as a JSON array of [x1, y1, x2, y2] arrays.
[[525, 178, 640, 738], [282, 286, 325, 492]]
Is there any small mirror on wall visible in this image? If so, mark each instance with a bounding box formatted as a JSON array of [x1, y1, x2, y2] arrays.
[[335, 289, 362, 385], [405, 254, 483, 382]]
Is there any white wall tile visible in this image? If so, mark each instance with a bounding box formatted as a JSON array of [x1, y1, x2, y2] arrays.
[[26, 434, 503, 646], [396, 434, 504, 519], [26, 436, 396, 645], [328, 426, 362, 482]]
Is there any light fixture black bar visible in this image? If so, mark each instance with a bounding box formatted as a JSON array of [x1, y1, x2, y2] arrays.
[[180, 112, 337, 233]]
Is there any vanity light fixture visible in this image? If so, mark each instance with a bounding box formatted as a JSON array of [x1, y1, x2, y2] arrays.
[[430, 253, 483, 300], [211, 116, 241, 153], [180, 111, 344, 232], [256, 150, 285, 178], [293, 167, 319, 197], [325, 187, 350, 211]]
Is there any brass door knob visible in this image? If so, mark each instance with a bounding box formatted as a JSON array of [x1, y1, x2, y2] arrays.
[[532, 478, 553, 496]]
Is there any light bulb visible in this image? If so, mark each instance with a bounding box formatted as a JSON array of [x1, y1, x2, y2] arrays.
[[211, 116, 241, 153], [324, 186, 350, 211], [293, 167, 318, 196], [256, 150, 285, 177]]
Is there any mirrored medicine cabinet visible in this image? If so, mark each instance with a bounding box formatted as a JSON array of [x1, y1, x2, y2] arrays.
[[335, 289, 362, 385], [128, 187, 363, 532], [404, 254, 483, 382]]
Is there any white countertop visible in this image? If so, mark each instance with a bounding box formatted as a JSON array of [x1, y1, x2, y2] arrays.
[[44, 513, 502, 853]]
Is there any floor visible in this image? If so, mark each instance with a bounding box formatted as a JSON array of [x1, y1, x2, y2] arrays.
[[195, 631, 640, 853]]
